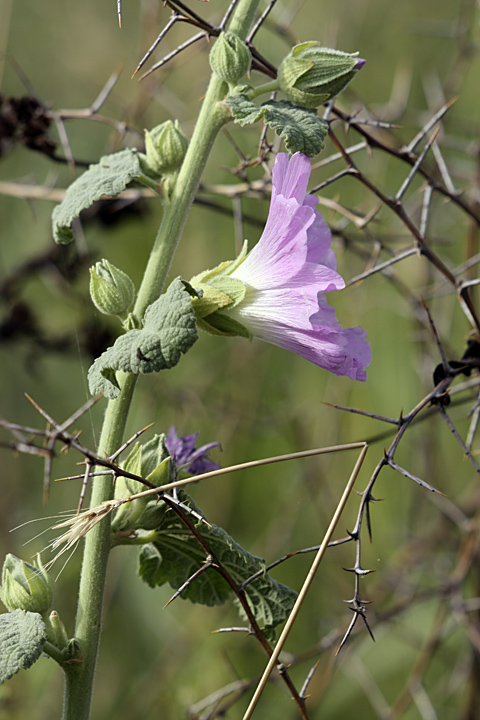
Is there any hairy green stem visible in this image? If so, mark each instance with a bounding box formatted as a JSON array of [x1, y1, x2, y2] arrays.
[[43, 641, 67, 666], [247, 79, 280, 100], [62, 372, 137, 720], [61, 1, 261, 718], [111, 529, 159, 547], [133, 81, 231, 316]]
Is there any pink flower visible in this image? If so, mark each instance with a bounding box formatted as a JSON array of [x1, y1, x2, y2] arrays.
[[225, 152, 371, 380]]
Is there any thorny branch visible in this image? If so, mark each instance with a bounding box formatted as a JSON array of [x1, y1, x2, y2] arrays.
[[161, 496, 311, 720], [0, 395, 315, 719], [131, 0, 277, 80]]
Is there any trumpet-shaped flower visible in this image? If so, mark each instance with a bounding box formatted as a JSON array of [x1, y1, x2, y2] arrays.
[[191, 152, 371, 381]]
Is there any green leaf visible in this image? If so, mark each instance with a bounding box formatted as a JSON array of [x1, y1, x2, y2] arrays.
[[88, 278, 198, 398], [138, 495, 297, 630], [226, 95, 328, 157], [0, 610, 48, 683], [52, 149, 143, 244]]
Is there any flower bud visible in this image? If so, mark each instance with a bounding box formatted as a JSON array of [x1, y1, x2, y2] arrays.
[[0, 554, 53, 615], [209, 32, 252, 86], [278, 42, 365, 109], [89, 259, 135, 316], [112, 435, 173, 532], [65, 638, 80, 659], [143, 120, 188, 176], [135, 501, 165, 530]]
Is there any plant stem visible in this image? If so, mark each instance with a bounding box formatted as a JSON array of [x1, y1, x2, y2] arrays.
[[131, 0, 261, 317], [43, 641, 67, 666], [111, 529, 159, 547], [62, 372, 137, 720], [62, 2, 261, 717], [247, 79, 280, 100]]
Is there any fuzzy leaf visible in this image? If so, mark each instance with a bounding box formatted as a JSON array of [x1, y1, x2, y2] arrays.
[[0, 610, 48, 683], [52, 149, 143, 244], [138, 496, 297, 630], [88, 278, 198, 398], [226, 95, 328, 157]]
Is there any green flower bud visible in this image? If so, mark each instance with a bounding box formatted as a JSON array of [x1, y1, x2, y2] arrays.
[[209, 32, 252, 86], [278, 42, 365, 109], [142, 120, 188, 176], [134, 500, 165, 530], [0, 554, 53, 615], [112, 435, 173, 532], [89, 259, 135, 316], [65, 638, 80, 659]]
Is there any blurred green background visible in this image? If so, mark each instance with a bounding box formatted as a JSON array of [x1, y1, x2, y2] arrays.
[[1, 0, 480, 718]]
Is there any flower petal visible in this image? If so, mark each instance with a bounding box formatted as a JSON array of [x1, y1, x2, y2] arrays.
[[305, 209, 338, 271], [229, 285, 370, 380], [165, 427, 221, 475], [267, 324, 370, 381], [271, 152, 312, 203], [230, 287, 327, 332], [233, 198, 314, 288]]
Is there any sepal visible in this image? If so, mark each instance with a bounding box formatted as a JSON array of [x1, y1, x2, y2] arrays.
[[189, 245, 250, 336], [196, 310, 251, 338]]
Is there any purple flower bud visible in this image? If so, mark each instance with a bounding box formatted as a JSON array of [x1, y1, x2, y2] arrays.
[[165, 427, 221, 475]]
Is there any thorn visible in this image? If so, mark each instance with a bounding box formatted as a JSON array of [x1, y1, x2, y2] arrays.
[[163, 594, 177, 609], [361, 614, 376, 642], [211, 627, 252, 635], [342, 566, 375, 576], [24, 393, 41, 412]]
